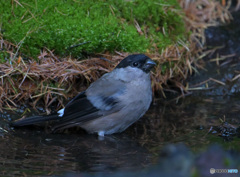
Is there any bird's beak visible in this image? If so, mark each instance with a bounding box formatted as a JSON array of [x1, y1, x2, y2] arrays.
[[146, 59, 156, 67], [143, 59, 156, 73], [143, 59, 156, 72]]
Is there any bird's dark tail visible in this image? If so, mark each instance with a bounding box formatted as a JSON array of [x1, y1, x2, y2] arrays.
[[10, 114, 59, 127]]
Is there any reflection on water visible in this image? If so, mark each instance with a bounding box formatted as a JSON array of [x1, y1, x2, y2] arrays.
[[0, 130, 150, 176], [0, 95, 240, 176], [127, 95, 240, 153]]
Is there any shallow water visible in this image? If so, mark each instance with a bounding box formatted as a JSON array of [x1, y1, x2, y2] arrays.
[[0, 93, 239, 176]]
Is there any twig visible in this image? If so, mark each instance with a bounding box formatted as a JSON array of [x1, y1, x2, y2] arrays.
[[67, 41, 91, 50], [192, 77, 225, 87], [19, 66, 31, 88]]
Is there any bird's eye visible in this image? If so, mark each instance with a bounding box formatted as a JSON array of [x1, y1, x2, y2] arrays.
[[132, 62, 139, 67]]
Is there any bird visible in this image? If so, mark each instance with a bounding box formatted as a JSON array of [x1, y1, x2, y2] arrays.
[[11, 54, 156, 136]]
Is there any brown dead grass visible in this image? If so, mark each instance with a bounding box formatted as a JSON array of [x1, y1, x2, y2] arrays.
[[0, 51, 124, 112], [179, 0, 232, 47], [0, 0, 233, 111]]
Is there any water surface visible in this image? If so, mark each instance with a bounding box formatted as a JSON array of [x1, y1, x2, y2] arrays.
[[0, 94, 239, 176]]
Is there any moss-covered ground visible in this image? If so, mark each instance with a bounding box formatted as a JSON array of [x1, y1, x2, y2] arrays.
[[1, 0, 185, 60]]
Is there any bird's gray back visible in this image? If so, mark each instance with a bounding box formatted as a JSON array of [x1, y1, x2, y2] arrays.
[[83, 66, 152, 134]]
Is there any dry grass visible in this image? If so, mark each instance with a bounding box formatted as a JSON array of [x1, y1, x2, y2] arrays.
[[179, 0, 232, 47], [0, 0, 233, 111], [0, 49, 124, 111]]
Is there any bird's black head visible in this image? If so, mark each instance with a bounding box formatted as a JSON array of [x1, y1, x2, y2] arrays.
[[115, 54, 156, 73]]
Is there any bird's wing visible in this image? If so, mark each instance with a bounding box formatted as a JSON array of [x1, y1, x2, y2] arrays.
[[53, 73, 126, 131]]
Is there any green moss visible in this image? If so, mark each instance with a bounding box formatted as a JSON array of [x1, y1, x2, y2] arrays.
[[224, 158, 230, 167], [0, 0, 186, 59], [0, 51, 10, 64], [191, 169, 200, 177]]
